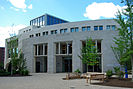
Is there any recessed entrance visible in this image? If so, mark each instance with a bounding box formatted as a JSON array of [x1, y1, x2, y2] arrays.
[[35, 56, 47, 73], [56, 56, 72, 73]]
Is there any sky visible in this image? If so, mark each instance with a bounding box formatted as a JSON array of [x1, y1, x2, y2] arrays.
[[0, 0, 125, 47]]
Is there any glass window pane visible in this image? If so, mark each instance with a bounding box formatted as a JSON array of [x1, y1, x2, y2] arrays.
[[71, 28, 74, 32], [112, 25, 115, 30], [87, 26, 90, 31], [106, 25, 110, 30], [99, 26, 103, 30], [60, 29, 64, 34], [94, 26, 98, 31], [82, 27, 86, 31], [75, 27, 79, 32], [64, 28, 67, 33]]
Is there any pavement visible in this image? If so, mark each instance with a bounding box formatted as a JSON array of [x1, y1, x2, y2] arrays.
[[0, 73, 132, 89]]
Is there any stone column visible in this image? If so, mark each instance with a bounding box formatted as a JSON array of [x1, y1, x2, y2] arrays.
[[72, 40, 82, 72], [48, 42, 56, 73]]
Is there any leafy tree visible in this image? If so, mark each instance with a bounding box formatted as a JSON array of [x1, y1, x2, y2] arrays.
[[79, 38, 99, 72], [112, 0, 133, 80]]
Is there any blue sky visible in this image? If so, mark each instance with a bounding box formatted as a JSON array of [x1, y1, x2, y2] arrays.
[[0, 0, 125, 47]]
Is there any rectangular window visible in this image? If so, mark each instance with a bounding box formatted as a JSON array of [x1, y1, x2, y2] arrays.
[[60, 29, 64, 34], [70, 28, 74, 32], [51, 31, 54, 34], [106, 25, 110, 30], [94, 26, 98, 31], [112, 25, 115, 30], [64, 28, 67, 33], [46, 31, 48, 35], [82, 27, 86, 31], [99, 26, 103, 30], [43, 32, 45, 35], [75, 27, 79, 32], [87, 26, 91, 31]]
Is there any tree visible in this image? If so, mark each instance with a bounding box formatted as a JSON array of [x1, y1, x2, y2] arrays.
[[113, 0, 133, 80], [79, 38, 99, 72]]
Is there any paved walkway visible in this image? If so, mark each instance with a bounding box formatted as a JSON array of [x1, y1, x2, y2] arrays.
[[0, 73, 132, 89]]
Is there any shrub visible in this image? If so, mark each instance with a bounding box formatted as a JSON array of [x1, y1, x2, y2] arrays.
[[118, 71, 124, 79], [106, 70, 113, 78], [0, 70, 10, 76], [113, 66, 120, 74], [20, 70, 29, 76], [74, 69, 81, 73]]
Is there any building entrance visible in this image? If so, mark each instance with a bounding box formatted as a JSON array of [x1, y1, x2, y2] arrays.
[[35, 56, 47, 73], [56, 56, 72, 73]]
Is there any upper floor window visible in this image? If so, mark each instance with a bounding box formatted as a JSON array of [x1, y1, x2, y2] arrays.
[[112, 25, 116, 30], [99, 26, 103, 30], [106, 25, 110, 30], [71, 27, 79, 32], [60, 28, 68, 34], [51, 30, 57, 34], [43, 31, 48, 35], [94, 26, 98, 31], [36, 33, 40, 37], [70, 28, 75, 32], [82, 26, 91, 31]]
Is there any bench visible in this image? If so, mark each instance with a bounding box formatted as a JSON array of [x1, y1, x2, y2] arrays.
[[66, 73, 81, 80], [89, 73, 105, 83]]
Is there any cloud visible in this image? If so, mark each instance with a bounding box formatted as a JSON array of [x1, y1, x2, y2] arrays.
[[22, 9, 27, 12], [10, 7, 19, 11], [0, 24, 26, 47], [28, 4, 32, 9], [8, 0, 32, 12], [84, 2, 125, 20], [9, 0, 26, 9]]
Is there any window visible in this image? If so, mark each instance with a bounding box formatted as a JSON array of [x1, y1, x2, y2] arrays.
[[82, 27, 86, 31], [94, 26, 98, 31], [71, 27, 79, 32], [29, 29, 31, 31], [75, 27, 79, 32], [106, 25, 110, 30], [60, 29, 64, 34], [36, 33, 40, 37], [70, 28, 74, 32], [46, 31, 48, 35], [51, 30, 57, 34], [87, 26, 91, 31], [82, 26, 91, 31], [43, 32, 45, 35], [60, 28, 68, 34], [99, 26, 103, 30], [112, 25, 115, 30]]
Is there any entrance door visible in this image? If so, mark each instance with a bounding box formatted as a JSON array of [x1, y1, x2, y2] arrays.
[[63, 57, 72, 72], [36, 62, 40, 73]]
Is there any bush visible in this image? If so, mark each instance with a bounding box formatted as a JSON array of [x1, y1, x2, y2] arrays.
[[118, 71, 124, 79], [20, 70, 29, 76], [106, 70, 113, 78], [74, 69, 81, 73], [0, 70, 10, 76], [113, 66, 120, 74]]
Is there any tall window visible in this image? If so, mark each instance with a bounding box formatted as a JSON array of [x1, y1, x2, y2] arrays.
[[99, 26, 103, 30], [71, 27, 79, 32], [94, 26, 98, 31], [82, 26, 91, 31]]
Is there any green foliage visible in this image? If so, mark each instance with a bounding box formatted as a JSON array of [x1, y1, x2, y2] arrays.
[[0, 70, 10, 76], [106, 70, 113, 78], [118, 71, 124, 79], [112, 0, 133, 74], [20, 70, 29, 76], [74, 69, 81, 73], [113, 66, 120, 74], [78, 38, 99, 71]]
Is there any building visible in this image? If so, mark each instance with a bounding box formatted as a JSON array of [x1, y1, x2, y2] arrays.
[[5, 14, 120, 73], [0, 47, 5, 67]]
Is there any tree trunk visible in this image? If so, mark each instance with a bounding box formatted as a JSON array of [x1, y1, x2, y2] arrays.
[[87, 65, 88, 72], [131, 56, 133, 81]]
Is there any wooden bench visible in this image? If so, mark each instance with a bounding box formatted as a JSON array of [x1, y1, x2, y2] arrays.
[[88, 73, 105, 83], [66, 73, 80, 80]]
